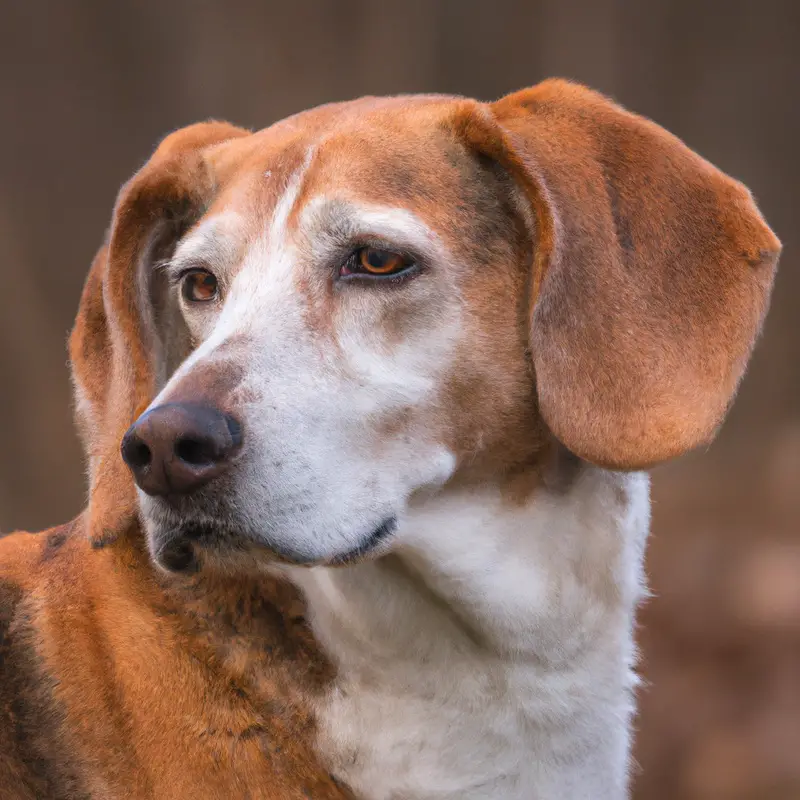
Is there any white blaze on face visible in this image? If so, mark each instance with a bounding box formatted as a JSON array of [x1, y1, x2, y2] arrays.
[[149, 150, 461, 562]]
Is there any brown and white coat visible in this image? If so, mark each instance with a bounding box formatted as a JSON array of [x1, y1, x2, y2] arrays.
[[0, 80, 779, 798]]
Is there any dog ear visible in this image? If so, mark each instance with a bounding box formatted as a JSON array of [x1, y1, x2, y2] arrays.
[[453, 79, 780, 470], [69, 121, 249, 542]]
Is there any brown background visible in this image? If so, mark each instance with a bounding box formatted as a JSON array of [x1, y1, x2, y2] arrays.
[[1, 1, 798, 798]]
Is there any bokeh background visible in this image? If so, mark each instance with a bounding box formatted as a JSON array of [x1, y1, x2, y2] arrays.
[[1, 1, 798, 797]]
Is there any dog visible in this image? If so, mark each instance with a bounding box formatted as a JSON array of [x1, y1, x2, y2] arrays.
[[0, 79, 779, 799]]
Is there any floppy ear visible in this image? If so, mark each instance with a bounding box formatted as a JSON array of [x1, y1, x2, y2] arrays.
[[454, 79, 780, 470], [69, 121, 249, 542]]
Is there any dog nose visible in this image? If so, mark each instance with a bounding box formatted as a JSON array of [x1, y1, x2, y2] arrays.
[[121, 403, 242, 497]]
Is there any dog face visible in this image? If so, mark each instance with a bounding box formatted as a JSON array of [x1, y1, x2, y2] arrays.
[[69, 82, 779, 571], [131, 99, 541, 568]]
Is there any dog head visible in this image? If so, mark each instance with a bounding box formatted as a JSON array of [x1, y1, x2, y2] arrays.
[[69, 80, 779, 571]]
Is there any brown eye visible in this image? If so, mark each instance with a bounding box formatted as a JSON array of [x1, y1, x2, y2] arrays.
[[339, 246, 413, 279], [339, 246, 417, 281], [181, 269, 218, 303], [357, 247, 407, 275]]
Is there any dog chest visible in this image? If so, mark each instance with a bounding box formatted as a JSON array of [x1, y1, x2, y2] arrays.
[[288, 471, 649, 799]]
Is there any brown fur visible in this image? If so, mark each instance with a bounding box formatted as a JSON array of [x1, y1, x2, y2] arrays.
[[454, 81, 780, 469], [0, 80, 778, 797], [0, 520, 350, 799]]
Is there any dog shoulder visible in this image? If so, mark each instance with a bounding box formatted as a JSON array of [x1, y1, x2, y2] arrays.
[[0, 522, 90, 799]]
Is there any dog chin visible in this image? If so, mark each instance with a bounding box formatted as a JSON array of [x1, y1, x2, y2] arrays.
[[146, 516, 399, 575]]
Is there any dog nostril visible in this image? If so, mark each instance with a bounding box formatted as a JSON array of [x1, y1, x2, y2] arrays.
[[174, 436, 215, 466], [127, 440, 152, 470]]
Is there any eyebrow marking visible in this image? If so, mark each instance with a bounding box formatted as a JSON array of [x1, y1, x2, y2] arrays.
[[167, 213, 242, 275], [299, 196, 447, 264], [344, 206, 440, 251]]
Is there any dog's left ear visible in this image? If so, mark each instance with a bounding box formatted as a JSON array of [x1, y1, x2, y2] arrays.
[[454, 79, 780, 470], [69, 121, 249, 541]]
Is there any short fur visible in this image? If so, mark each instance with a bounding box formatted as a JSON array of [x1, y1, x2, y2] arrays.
[[0, 80, 779, 798]]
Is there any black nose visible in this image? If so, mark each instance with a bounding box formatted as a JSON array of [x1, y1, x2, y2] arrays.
[[121, 403, 242, 497]]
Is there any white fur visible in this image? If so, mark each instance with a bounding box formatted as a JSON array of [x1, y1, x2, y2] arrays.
[[288, 470, 650, 799]]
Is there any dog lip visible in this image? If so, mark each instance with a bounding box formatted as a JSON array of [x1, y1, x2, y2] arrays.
[[149, 517, 398, 570], [329, 516, 398, 566]]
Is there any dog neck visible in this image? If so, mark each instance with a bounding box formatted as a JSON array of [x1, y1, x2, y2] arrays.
[[286, 464, 650, 799]]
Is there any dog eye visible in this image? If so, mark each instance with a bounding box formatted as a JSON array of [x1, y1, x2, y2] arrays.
[[340, 247, 413, 278], [181, 269, 219, 303]]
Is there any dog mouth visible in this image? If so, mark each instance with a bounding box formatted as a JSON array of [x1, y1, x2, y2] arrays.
[[327, 516, 398, 566], [151, 516, 399, 573]]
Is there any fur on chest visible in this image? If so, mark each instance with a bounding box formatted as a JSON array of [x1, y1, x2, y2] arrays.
[[288, 469, 650, 799]]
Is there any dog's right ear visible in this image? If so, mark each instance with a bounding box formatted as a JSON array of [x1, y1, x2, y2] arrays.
[[69, 121, 249, 543]]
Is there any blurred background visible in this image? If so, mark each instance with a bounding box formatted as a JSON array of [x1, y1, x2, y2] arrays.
[[1, 1, 798, 797]]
